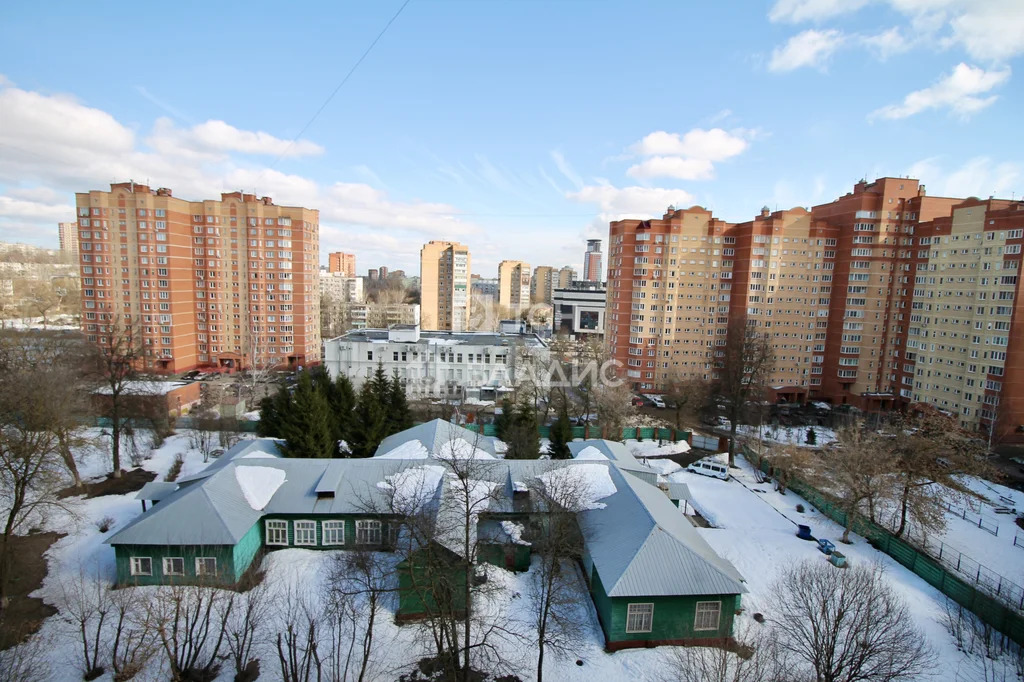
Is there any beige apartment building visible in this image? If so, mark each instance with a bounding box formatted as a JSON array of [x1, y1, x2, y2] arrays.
[[557, 265, 576, 289], [75, 182, 320, 373], [420, 240, 471, 331], [59, 221, 79, 259], [531, 265, 555, 304], [498, 260, 531, 314]]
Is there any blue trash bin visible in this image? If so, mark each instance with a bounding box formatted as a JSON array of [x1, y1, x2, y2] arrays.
[[818, 538, 835, 555], [796, 525, 813, 540]]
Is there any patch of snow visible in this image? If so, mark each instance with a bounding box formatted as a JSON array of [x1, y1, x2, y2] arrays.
[[436, 439, 495, 460], [500, 520, 530, 545], [512, 480, 528, 493], [536, 464, 617, 511], [642, 458, 682, 476], [241, 452, 277, 459], [575, 446, 608, 460], [234, 465, 286, 510], [377, 439, 430, 459], [241, 409, 261, 420], [425, 338, 465, 345], [811, 401, 831, 410], [739, 424, 837, 447], [377, 465, 445, 513], [626, 439, 691, 456]]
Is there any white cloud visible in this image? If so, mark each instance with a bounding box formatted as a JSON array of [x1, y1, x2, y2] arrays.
[[908, 156, 1022, 199], [567, 183, 696, 219], [627, 157, 715, 181], [147, 118, 323, 158], [0, 81, 478, 250], [860, 27, 914, 60], [871, 62, 1010, 119], [630, 128, 750, 161], [769, 0, 869, 23], [551, 150, 584, 190], [769, 29, 845, 72], [947, 0, 1024, 62], [625, 128, 752, 180]]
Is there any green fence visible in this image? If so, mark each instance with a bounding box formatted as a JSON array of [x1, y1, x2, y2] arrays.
[[745, 446, 1024, 646], [462, 423, 691, 443]]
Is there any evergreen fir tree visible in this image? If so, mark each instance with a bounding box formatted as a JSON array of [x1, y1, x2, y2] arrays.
[[505, 397, 541, 459], [279, 373, 335, 458], [348, 379, 390, 457], [548, 410, 572, 459], [387, 372, 414, 434], [494, 398, 514, 440], [806, 427, 817, 445], [256, 387, 291, 437]]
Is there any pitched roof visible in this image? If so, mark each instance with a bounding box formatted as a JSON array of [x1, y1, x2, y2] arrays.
[[375, 419, 500, 458]]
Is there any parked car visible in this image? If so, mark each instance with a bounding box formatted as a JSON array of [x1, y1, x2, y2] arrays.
[[649, 395, 666, 409], [181, 370, 201, 381], [687, 456, 730, 480], [631, 396, 646, 407]]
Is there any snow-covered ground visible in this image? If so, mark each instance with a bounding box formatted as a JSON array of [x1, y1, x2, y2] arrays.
[[625, 438, 690, 458], [10, 431, 1018, 681], [737, 423, 838, 447]]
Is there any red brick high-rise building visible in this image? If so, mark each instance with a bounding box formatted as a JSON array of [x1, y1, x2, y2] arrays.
[[605, 178, 1024, 442], [75, 182, 320, 374], [328, 251, 355, 277]]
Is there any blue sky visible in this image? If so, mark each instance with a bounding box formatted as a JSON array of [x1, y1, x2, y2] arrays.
[[1, 0, 1021, 276]]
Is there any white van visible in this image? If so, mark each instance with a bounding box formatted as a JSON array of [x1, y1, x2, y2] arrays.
[[687, 456, 730, 480], [649, 395, 666, 409]]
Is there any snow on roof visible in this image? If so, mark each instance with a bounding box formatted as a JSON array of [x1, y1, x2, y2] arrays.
[[377, 439, 430, 459], [94, 380, 193, 396], [536, 464, 617, 511], [235, 466, 286, 510], [376, 465, 445, 514], [500, 520, 530, 546], [437, 439, 495, 460], [575, 446, 609, 460]]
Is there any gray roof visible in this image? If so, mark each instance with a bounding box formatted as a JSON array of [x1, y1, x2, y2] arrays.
[[136, 481, 178, 502], [568, 440, 659, 486], [375, 419, 500, 458], [578, 465, 746, 597], [107, 432, 745, 599], [336, 329, 545, 348]]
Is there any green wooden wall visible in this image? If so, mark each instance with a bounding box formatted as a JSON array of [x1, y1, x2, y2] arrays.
[[589, 566, 738, 644], [114, 544, 236, 586], [232, 522, 264, 581], [260, 514, 399, 551], [397, 547, 468, 619]]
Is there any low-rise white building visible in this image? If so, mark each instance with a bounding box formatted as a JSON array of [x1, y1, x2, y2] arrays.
[[323, 325, 547, 401], [319, 272, 364, 303], [553, 283, 605, 337]]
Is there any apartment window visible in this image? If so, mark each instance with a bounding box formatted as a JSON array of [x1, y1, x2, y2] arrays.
[[356, 519, 382, 544], [694, 601, 722, 631], [195, 557, 217, 576], [625, 603, 654, 633], [162, 557, 184, 576], [294, 520, 317, 546], [322, 521, 345, 545], [266, 519, 289, 545], [129, 557, 152, 576]]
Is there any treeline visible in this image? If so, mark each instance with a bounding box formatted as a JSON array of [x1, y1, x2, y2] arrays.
[[493, 397, 572, 460], [257, 364, 412, 458]]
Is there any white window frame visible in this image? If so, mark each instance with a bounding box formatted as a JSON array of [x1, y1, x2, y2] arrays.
[[129, 556, 152, 576], [625, 602, 654, 633], [694, 601, 722, 631], [266, 519, 288, 546], [294, 520, 317, 546], [162, 557, 184, 576], [356, 519, 382, 545], [195, 557, 217, 577], [322, 520, 345, 546]]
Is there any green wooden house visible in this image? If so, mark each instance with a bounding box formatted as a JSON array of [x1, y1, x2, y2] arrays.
[[107, 420, 746, 650]]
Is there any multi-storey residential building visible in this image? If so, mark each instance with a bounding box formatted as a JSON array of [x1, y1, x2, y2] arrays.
[[583, 239, 603, 282], [75, 182, 320, 373], [471, 275, 498, 303], [607, 206, 733, 391], [59, 221, 79, 258], [327, 251, 355, 276], [557, 265, 576, 288], [322, 301, 420, 336], [531, 265, 555, 304], [498, 260, 531, 314], [319, 272, 364, 303], [324, 324, 546, 401], [903, 198, 1024, 440], [420, 240, 471, 331]]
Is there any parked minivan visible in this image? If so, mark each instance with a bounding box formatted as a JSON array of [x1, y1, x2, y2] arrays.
[[686, 456, 730, 480]]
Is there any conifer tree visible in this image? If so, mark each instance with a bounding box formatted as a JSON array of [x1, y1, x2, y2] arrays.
[[548, 410, 572, 460], [278, 372, 335, 458], [348, 378, 390, 457], [506, 396, 541, 459], [387, 372, 413, 433]]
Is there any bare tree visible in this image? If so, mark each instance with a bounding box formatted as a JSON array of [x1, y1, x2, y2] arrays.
[[0, 627, 53, 682], [527, 466, 590, 682], [324, 550, 392, 682], [767, 444, 813, 497], [89, 319, 143, 479], [712, 318, 774, 467], [148, 583, 233, 682], [108, 587, 157, 682], [275, 585, 323, 682], [943, 598, 1024, 682], [663, 374, 711, 432], [592, 380, 634, 440], [20, 280, 61, 329], [770, 561, 934, 682], [56, 566, 111, 680], [224, 580, 270, 680], [663, 620, 787, 682], [241, 321, 276, 405]]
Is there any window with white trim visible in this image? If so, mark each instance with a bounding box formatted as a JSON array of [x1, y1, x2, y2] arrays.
[[694, 601, 721, 631], [322, 520, 345, 545], [129, 557, 152, 576], [625, 603, 654, 633], [195, 557, 217, 576], [266, 519, 288, 546], [162, 557, 184, 576], [294, 520, 317, 546], [356, 519, 382, 545]]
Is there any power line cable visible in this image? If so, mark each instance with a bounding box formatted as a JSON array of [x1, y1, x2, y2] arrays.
[[270, 0, 412, 168]]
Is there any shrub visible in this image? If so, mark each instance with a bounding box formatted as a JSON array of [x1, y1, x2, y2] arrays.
[[165, 453, 184, 482], [795, 504, 805, 514], [96, 516, 115, 533]]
